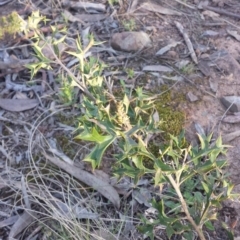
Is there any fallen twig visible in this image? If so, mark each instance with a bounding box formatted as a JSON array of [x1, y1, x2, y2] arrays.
[[202, 5, 240, 20], [170, 0, 195, 10], [174, 21, 198, 64]]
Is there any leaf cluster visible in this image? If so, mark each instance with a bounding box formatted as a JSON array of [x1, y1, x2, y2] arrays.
[[25, 12, 238, 240]]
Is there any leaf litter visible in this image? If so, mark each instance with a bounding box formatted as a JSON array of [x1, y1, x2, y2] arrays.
[[0, 0, 240, 239]]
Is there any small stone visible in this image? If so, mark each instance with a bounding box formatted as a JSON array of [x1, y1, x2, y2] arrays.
[[198, 60, 211, 76], [209, 78, 218, 93], [220, 96, 240, 112], [200, 53, 210, 60], [167, 50, 178, 58], [111, 31, 151, 52], [187, 91, 199, 102]]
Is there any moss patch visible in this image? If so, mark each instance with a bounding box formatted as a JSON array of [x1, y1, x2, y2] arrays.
[[0, 12, 21, 41], [155, 85, 185, 139]]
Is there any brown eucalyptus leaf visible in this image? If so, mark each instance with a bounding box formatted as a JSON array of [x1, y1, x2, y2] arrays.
[[0, 98, 39, 112], [74, 13, 107, 22], [222, 130, 240, 143], [9, 211, 38, 238], [141, 2, 182, 15], [143, 65, 172, 72], [227, 30, 240, 42], [63, 10, 84, 23], [91, 229, 117, 240], [202, 10, 220, 18], [0, 215, 19, 228], [44, 153, 120, 208], [222, 115, 240, 123], [62, 0, 106, 12], [198, 60, 211, 76], [156, 42, 181, 56]]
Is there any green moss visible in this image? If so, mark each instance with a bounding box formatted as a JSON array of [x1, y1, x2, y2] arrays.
[[56, 136, 74, 158], [0, 12, 21, 40], [56, 113, 77, 126], [54, 114, 78, 159], [154, 85, 185, 139], [122, 18, 136, 31], [142, 85, 186, 167]]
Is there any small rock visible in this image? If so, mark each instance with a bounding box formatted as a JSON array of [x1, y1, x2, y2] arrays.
[[187, 91, 199, 102], [175, 60, 189, 69], [200, 53, 210, 60], [166, 50, 178, 58], [198, 60, 211, 76], [209, 78, 218, 93], [111, 31, 151, 52], [220, 96, 240, 112]]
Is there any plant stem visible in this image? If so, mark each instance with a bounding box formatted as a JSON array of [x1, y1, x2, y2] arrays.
[[45, 38, 96, 102], [167, 175, 206, 240]]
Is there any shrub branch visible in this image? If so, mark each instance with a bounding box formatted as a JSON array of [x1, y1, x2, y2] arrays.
[[167, 174, 206, 240]]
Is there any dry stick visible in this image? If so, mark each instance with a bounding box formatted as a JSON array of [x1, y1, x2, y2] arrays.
[[202, 5, 240, 20], [167, 175, 206, 240], [169, 0, 196, 9], [0, 116, 32, 127], [174, 21, 198, 64]]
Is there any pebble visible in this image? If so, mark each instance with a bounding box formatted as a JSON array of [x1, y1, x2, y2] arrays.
[[187, 91, 199, 102], [111, 31, 151, 52]]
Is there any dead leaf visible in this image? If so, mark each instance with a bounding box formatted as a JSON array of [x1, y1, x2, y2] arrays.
[[202, 10, 220, 18], [222, 130, 240, 143], [0, 98, 39, 112], [129, 0, 139, 12], [141, 2, 182, 16], [222, 115, 240, 123], [209, 78, 218, 93], [227, 30, 240, 42], [74, 207, 99, 220], [0, 0, 14, 6], [198, 1, 209, 9], [153, 111, 159, 123], [62, 0, 106, 12], [162, 75, 183, 81], [91, 229, 117, 240], [198, 60, 211, 76], [9, 211, 38, 238], [0, 215, 19, 228], [63, 10, 84, 23], [201, 30, 219, 37], [13, 92, 29, 99], [133, 188, 151, 207], [143, 65, 172, 72], [44, 153, 120, 208], [39, 38, 67, 59], [74, 13, 107, 22], [156, 42, 181, 56], [175, 60, 190, 69], [93, 170, 110, 183], [82, 26, 91, 49], [194, 122, 206, 137]]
